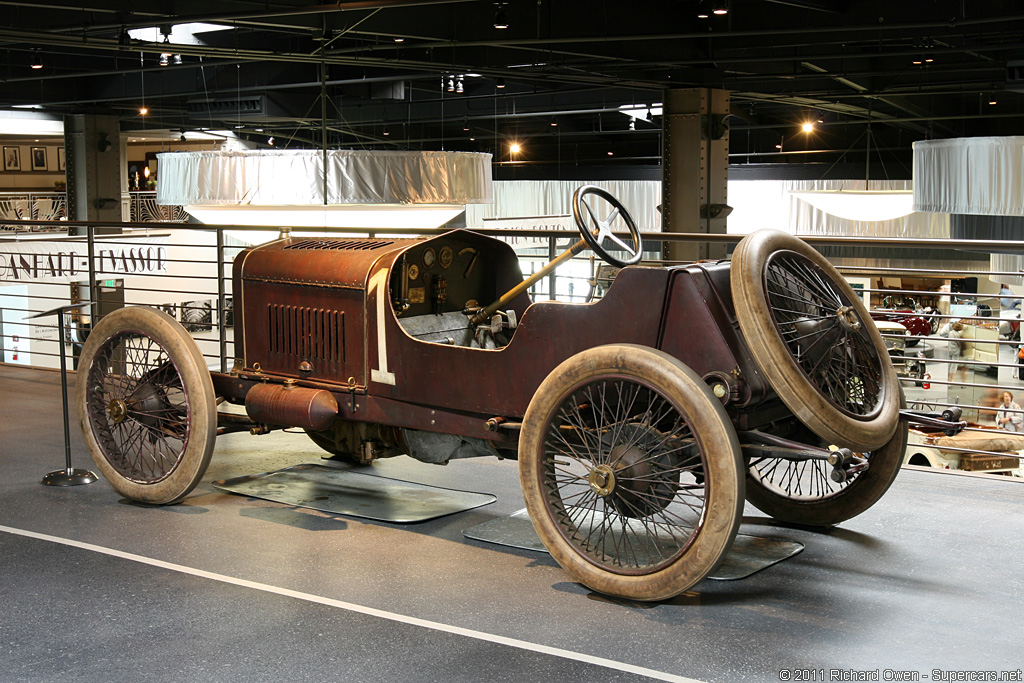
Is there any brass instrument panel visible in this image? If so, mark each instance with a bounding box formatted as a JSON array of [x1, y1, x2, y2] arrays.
[[391, 235, 500, 318]]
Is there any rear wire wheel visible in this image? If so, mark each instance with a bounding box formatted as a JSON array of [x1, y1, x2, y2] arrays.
[[76, 306, 216, 504], [731, 229, 900, 451], [745, 389, 908, 526], [520, 345, 743, 602]]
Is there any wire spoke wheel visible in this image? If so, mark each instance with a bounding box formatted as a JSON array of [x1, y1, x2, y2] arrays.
[[520, 345, 743, 602], [732, 229, 900, 452], [76, 307, 215, 504], [744, 391, 908, 526]]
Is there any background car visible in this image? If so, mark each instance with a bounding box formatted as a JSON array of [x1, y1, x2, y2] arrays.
[[874, 319, 926, 384]]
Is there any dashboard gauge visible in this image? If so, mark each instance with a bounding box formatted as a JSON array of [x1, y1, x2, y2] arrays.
[[408, 264, 420, 280], [439, 246, 454, 269], [422, 248, 436, 268]]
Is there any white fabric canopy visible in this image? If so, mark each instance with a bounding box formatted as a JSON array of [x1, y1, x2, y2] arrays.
[[156, 149, 493, 206], [913, 136, 1024, 216]]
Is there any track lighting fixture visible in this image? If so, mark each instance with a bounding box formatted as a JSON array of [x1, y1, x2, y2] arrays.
[[159, 35, 172, 67], [447, 77, 455, 92], [456, 75, 464, 93], [494, 3, 509, 29]]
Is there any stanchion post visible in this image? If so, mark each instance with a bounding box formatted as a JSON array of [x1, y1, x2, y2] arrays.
[[29, 302, 99, 487]]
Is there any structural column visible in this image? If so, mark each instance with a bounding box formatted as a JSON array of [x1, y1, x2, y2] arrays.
[[660, 88, 731, 262], [64, 113, 125, 226]]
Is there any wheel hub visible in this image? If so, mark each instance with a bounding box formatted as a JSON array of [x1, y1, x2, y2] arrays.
[[600, 425, 681, 518], [107, 399, 127, 424], [837, 305, 862, 331], [588, 464, 616, 496]]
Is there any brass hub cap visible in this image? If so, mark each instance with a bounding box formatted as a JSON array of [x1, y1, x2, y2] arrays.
[[588, 464, 616, 496], [107, 399, 128, 424], [836, 305, 862, 331]]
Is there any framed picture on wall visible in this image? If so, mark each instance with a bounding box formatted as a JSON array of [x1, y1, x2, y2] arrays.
[[3, 146, 20, 171], [30, 147, 47, 171], [57, 147, 65, 171]]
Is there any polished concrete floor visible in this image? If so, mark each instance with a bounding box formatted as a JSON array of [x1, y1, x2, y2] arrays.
[[2, 363, 1022, 683]]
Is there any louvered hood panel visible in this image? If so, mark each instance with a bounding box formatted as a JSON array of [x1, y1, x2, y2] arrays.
[[233, 235, 416, 384]]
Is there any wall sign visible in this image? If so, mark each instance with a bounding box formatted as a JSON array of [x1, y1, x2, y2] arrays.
[[0, 236, 169, 285]]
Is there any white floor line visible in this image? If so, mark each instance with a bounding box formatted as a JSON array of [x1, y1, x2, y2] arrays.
[[1, 524, 703, 683]]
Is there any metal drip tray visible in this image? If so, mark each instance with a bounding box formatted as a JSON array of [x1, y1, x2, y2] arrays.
[[462, 508, 804, 581], [213, 464, 496, 523]]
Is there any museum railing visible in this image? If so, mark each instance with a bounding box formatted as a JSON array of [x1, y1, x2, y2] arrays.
[[0, 192, 68, 232], [2, 219, 1023, 475], [127, 191, 189, 223]]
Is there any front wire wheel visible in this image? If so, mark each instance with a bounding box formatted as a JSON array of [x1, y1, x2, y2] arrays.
[[520, 345, 743, 602], [745, 390, 908, 526], [731, 229, 900, 451], [76, 307, 216, 504]]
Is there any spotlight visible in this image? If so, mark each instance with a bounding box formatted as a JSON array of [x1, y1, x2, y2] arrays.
[[712, 0, 728, 15], [463, 119, 470, 132], [383, 125, 390, 136], [456, 76, 464, 93], [173, 53, 182, 65], [989, 93, 998, 105], [696, 0, 710, 19], [496, 77, 505, 89], [139, 106, 149, 116], [447, 77, 454, 92], [912, 56, 923, 65], [801, 122, 814, 133], [550, 117, 557, 127], [628, 119, 635, 131], [30, 49, 42, 69], [607, 151, 614, 156], [180, 134, 186, 142], [394, 37, 405, 43], [119, 29, 131, 46], [159, 35, 172, 66], [494, 3, 509, 29], [509, 142, 521, 154]]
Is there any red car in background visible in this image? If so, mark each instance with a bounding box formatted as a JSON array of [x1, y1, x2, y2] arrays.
[[871, 300, 933, 347]]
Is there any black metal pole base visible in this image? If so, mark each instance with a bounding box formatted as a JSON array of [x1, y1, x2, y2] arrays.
[[41, 468, 98, 487]]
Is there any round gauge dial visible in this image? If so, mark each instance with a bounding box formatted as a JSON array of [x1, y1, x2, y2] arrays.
[[439, 246, 454, 269], [422, 248, 436, 268], [408, 264, 420, 280]]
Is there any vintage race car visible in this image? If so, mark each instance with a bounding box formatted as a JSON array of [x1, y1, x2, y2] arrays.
[[76, 186, 908, 602]]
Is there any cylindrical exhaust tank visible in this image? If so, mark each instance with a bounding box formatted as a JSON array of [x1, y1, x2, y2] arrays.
[[245, 381, 338, 431]]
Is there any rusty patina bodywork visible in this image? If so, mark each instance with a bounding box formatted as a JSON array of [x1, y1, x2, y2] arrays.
[[216, 229, 777, 454]]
